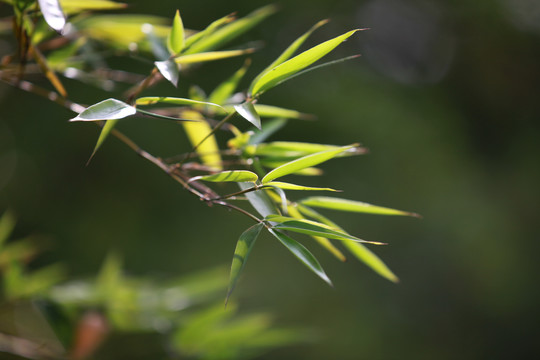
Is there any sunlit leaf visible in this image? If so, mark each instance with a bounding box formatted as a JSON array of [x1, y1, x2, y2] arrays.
[[249, 19, 328, 94], [168, 10, 185, 54], [184, 5, 277, 54], [264, 182, 339, 192], [70, 99, 136, 121], [208, 59, 250, 105], [226, 223, 264, 303], [183, 13, 235, 51], [154, 59, 180, 87], [88, 119, 118, 163], [60, 0, 127, 14], [260, 160, 322, 176], [239, 182, 278, 218], [268, 228, 332, 286], [261, 145, 355, 184], [299, 196, 420, 217], [190, 170, 258, 183], [174, 48, 255, 64], [38, 0, 66, 33], [251, 30, 360, 96], [180, 110, 222, 170], [234, 102, 261, 129], [136, 96, 225, 112], [267, 215, 384, 244], [248, 141, 365, 159]]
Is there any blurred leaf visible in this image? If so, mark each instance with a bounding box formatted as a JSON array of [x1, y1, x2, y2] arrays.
[[268, 229, 332, 286], [252, 104, 312, 120], [248, 118, 287, 145], [190, 170, 258, 183], [154, 59, 180, 87], [136, 96, 225, 112], [251, 30, 360, 96], [60, 0, 127, 13], [227, 223, 264, 303], [261, 145, 355, 184], [38, 0, 66, 33], [0, 210, 16, 249], [184, 5, 277, 54], [248, 141, 364, 159], [30, 45, 67, 97], [174, 48, 255, 64], [249, 19, 328, 94], [88, 119, 118, 163], [208, 59, 250, 105], [267, 215, 383, 244], [239, 182, 279, 218], [264, 181, 339, 192], [142, 23, 170, 60], [234, 101, 261, 129], [0, 239, 41, 267], [300, 196, 420, 217], [168, 10, 185, 54], [183, 13, 235, 51], [180, 110, 222, 170], [70, 99, 136, 122]]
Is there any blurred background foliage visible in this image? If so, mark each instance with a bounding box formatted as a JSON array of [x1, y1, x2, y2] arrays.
[[1, 0, 540, 359]]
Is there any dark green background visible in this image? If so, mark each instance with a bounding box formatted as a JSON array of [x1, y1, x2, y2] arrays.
[[1, 0, 540, 358]]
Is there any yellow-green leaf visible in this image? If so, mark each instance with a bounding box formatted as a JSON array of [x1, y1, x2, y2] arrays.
[[136, 96, 225, 112], [300, 196, 420, 217], [0, 210, 16, 249], [208, 59, 250, 105], [264, 182, 339, 192], [88, 119, 118, 163], [190, 170, 258, 183], [251, 30, 360, 96], [168, 10, 185, 54], [183, 13, 235, 51], [60, 0, 126, 14], [180, 110, 222, 170], [261, 145, 355, 184], [174, 48, 255, 65]]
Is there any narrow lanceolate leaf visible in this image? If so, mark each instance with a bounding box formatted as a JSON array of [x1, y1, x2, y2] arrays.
[[249, 19, 328, 94], [297, 204, 398, 282], [268, 228, 332, 286], [264, 182, 339, 192], [183, 13, 235, 51], [227, 223, 264, 303], [249, 141, 364, 159], [168, 10, 185, 54], [180, 110, 222, 170], [261, 145, 355, 184], [239, 182, 279, 218], [60, 1, 127, 14], [267, 215, 384, 244], [208, 60, 250, 105], [234, 102, 261, 129], [190, 170, 258, 183], [38, 0, 66, 32], [260, 160, 322, 176], [300, 197, 420, 217], [154, 59, 180, 87], [222, 105, 311, 120], [70, 99, 136, 122], [248, 118, 287, 145], [250, 29, 360, 96], [174, 48, 255, 64], [88, 119, 118, 163], [136, 96, 225, 112], [184, 5, 277, 54]]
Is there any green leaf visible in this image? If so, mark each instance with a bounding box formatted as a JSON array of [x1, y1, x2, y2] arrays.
[[70, 99, 136, 122], [264, 182, 339, 192], [60, 1, 127, 14], [248, 118, 287, 145], [268, 228, 332, 286], [154, 59, 180, 87], [261, 145, 355, 184], [88, 119, 118, 163], [222, 105, 312, 120], [249, 19, 328, 94], [183, 13, 235, 51], [239, 182, 279, 218], [0, 210, 16, 250], [267, 215, 383, 244], [168, 10, 185, 54], [299, 196, 420, 217], [38, 0, 66, 33], [234, 102, 261, 129], [184, 5, 277, 54], [227, 223, 264, 303], [249, 141, 364, 159], [208, 60, 250, 105], [190, 170, 258, 183], [136, 96, 225, 112], [260, 160, 322, 176], [251, 30, 360, 96], [180, 110, 222, 171], [174, 48, 255, 64]]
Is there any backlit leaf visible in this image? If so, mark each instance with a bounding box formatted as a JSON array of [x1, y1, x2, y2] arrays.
[[261, 145, 355, 184], [168, 10, 185, 54], [234, 102, 261, 129], [60, 0, 127, 13], [190, 170, 258, 183], [174, 48, 255, 65], [154, 59, 180, 87], [136, 96, 225, 112], [249, 141, 364, 159], [251, 30, 360, 96], [183, 13, 235, 51], [268, 229, 332, 286], [38, 0, 66, 33], [70, 99, 136, 122], [300, 196, 420, 217], [88, 119, 118, 163], [264, 182, 339, 192], [208, 60, 250, 106], [180, 110, 222, 170], [227, 223, 264, 303]]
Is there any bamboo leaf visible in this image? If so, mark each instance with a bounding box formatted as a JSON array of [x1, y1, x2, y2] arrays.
[[60, 0, 127, 14], [136, 96, 225, 112], [260, 160, 322, 176], [70, 99, 136, 122], [268, 228, 332, 286], [300, 197, 420, 217], [226, 223, 264, 303], [208, 59, 250, 105], [250, 141, 365, 159], [261, 145, 355, 184], [180, 110, 222, 170], [183, 13, 235, 51], [239, 182, 278, 218], [190, 170, 258, 183], [264, 182, 339, 192], [249, 19, 328, 94], [0, 210, 16, 250], [154, 59, 180, 87], [38, 0, 66, 33], [174, 48, 255, 65], [248, 118, 287, 145], [267, 215, 384, 244], [234, 102, 261, 129], [168, 10, 185, 54], [251, 30, 360, 96], [88, 119, 118, 163]]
